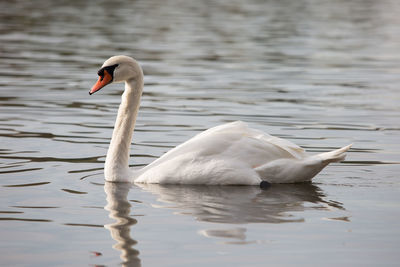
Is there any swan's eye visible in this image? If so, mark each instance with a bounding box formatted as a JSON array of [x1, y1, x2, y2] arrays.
[[104, 64, 119, 74]]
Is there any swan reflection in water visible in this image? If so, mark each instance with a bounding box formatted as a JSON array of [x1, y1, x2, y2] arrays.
[[104, 182, 344, 261], [138, 183, 343, 224], [104, 182, 141, 267]]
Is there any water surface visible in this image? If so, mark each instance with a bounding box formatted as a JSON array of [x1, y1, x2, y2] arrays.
[[1, 0, 400, 266]]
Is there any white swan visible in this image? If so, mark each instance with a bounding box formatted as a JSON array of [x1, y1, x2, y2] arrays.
[[89, 55, 351, 185]]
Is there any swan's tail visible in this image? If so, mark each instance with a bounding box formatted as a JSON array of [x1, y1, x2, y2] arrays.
[[254, 144, 352, 183], [317, 144, 352, 164]]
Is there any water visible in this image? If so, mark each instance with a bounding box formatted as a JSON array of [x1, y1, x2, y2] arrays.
[[1, 0, 399, 266]]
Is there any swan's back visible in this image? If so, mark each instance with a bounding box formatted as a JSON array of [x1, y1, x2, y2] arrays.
[[205, 121, 305, 157]]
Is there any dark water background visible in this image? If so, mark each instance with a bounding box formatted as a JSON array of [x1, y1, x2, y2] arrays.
[[1, 0, 399, 266]]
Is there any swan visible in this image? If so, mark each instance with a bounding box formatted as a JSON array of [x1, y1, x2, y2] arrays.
[[89, 55, 351, 185]]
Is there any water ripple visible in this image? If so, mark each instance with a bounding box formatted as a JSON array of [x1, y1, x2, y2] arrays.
[[0, 217, 52, 222], [64, 223, 104, 228], [61, 189, 88, 195], [3, 181, 50, 187]]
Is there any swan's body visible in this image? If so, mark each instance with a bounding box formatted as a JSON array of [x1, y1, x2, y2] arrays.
[[90, 55, 351, 185]]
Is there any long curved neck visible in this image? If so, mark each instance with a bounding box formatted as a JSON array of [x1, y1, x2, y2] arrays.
[[105, 77, 143, 182]]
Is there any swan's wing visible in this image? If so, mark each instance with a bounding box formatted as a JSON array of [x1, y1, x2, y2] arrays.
[[195, 121, 305, 159], [251, 130, 306, 159]]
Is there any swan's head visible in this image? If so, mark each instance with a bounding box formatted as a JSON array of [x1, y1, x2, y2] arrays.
[[89, 55, 143, 95]]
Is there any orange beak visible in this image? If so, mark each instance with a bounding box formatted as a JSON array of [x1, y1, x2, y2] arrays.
[[89, 69, 113, 95]]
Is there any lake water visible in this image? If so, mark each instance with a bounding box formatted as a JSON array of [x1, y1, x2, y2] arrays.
[[1, 0, 400, 266]]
